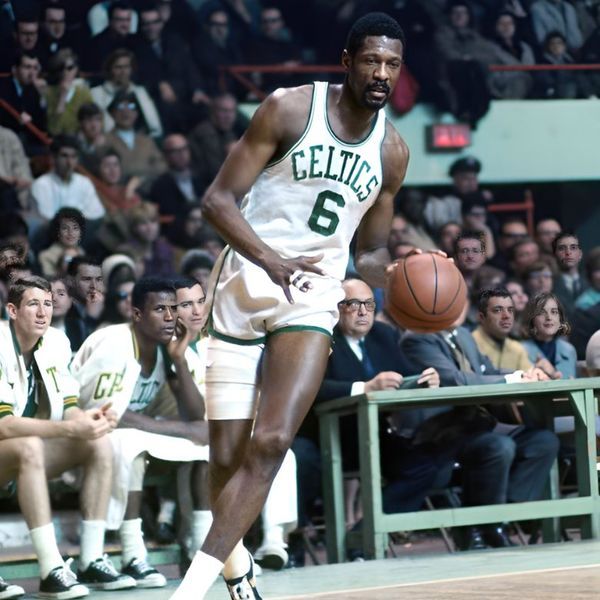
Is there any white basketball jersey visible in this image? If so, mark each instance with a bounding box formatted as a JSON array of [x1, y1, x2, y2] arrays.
[[241, 81, 387, 280]]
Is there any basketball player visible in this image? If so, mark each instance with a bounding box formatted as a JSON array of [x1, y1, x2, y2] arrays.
[[171, 13, 409, 599]]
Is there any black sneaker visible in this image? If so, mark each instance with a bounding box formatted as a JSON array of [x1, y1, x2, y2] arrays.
[[225, 554, 262, 600], [0, 576, 25, 599], [121, 557, 166, 588], [39, 560, 89, 599], [77, 555, 136, 590]]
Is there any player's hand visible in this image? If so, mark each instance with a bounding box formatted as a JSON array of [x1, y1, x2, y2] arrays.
[[185, 420, 209, 446], [365, 371, 403, 393], [418, 367, 440, 388], [68, 411, 111, 439], [166, 317, 192, 362], [263, 252, 325, 304], [99, 402, 119, 429]]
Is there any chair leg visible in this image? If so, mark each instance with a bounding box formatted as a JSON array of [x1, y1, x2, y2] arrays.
[[424, 496, 456, 553]]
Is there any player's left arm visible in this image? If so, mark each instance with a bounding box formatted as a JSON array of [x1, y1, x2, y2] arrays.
[[354, 123, 409, 289]]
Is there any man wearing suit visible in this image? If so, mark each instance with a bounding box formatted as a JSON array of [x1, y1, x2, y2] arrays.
[[0, 51, 47, 155], [401, 312, 559, 548], [149, 134, 206, 221], [552, 231, 587, 322]]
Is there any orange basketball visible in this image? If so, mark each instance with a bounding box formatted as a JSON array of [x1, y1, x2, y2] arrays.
[[386, 253, 467, 333]]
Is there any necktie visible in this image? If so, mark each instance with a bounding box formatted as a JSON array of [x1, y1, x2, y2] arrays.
[[358, 339, 376, 379]]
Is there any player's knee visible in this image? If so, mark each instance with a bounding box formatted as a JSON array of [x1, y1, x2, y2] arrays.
[[249, 429, 292, 465], [86, 435, 113, 465], [16, 436, 45, 469]]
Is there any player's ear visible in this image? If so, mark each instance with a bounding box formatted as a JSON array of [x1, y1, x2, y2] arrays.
[[132, 306, 141, 323], [5, 302, 18, 320], [341, 49, 351, 70]]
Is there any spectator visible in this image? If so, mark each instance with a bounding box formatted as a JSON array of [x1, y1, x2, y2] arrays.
[[104, 90, 166, 182], [505, 278, 529, 339], [101, 252, 138, 288], [509, 237, 541, 280], [156, 0, 199, 43], [472, 287, 533, 372], [31, 134, 106, 223], [436, 221, 462, 258], [44, 48, 93, 136], [39, 1, 82, 62], [132, 3, 208, 132], [188, 93, 239, 186], [0, 125, 33, 213], [523, 260, 554, 297], [461, 197, 496, 259], [245, 6, 304, 93], [179, 248, 214, 291], [96, 148, 142, 213], [38, 207, 85, 278], [552, 230, 587, 321], [98, 277, 135, 328], [0, 51, 47, 155], [489, 217, 529, 273], [91, 48, 163, 139], [150, 134, 206, 221], [77, 102, 108, 172], [537, 31, 593, 98], [117, 201, 175, 277], [535, 217, 561, 270], [530, 0, 584, 52], [454, 231, 488, 291], [425, 156, 492, 232], [0, 276, 135, 599], [0, 212, 38, 273], [87, 0, 138, 36], [50, 276, 72, 332], [400, 302, 558, 550], [396, 189, 438, 251], [521, 291, 576, 379], [85, 0, 136, 73], [0, 16, 41, 72], [191, 9, 242, 97], [574, 248, 600, 310], [64, 255, 105, 351], [435, 0, 498, 124], [488, 11, 535, 99]]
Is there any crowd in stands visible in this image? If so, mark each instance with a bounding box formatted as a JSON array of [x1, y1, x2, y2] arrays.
[[1, 0, 600, 595]]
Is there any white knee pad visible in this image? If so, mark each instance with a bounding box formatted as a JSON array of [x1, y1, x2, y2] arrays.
[[128, 454, 147, 492], [205, 337, 262, 420]]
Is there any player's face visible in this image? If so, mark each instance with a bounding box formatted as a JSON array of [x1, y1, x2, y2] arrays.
[[343, 36, 403, 111], [8, 287, 53, 339], [481, 296, 514, 340], [135, 291, 178, 343], [176, 284, 206, 335], [533, 298, 561, 341], [338, 280, 375, 338]]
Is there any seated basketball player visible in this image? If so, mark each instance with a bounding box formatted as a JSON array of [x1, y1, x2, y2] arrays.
[[0, 277, 135, 599], [71, 276, 209, 588]]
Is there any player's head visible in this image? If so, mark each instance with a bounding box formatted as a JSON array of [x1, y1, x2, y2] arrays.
[[343, 12, 405, 110], [7, 276, 53, 340], [131, 276, 178, 344], [477, 287, 514, 340], [174, 277, 206, 335], [338, 278, 376, 339]]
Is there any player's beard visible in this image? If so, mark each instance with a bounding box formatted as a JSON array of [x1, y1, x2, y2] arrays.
[[362, 82, 391, 110]]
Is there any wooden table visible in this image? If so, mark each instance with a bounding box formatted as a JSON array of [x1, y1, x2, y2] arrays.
[[316, 378, 600, 562]]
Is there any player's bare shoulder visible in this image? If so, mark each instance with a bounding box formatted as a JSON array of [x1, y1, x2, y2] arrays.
[[381, 120, 409, 191]]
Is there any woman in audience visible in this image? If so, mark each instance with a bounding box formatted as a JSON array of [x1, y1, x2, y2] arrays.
[[50, 277, 73, 334], [488, 11, 535, 99], [45, 48, 93, 135], [523, 261, 554, 297], [38, 207, 86, 277], [98, 277, 136, 328], [91, 48, 163, 138], [521, 292, 577, 379], [96, 148, 142, 212], [506, 278, 529, 339]]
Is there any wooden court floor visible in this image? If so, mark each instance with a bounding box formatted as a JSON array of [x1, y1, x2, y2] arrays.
[[10, 540, 600, 598]]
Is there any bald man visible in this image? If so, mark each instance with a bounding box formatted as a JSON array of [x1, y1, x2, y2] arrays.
[[149, 133, 206, 219]]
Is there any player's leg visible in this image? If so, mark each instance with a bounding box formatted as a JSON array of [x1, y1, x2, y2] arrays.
[[172, 330, 330, 599], [44, 437, 136, 591]]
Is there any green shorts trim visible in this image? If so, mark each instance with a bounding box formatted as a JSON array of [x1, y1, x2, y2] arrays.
[[208, 324, 332, 346], [268, 325, 332, 338]]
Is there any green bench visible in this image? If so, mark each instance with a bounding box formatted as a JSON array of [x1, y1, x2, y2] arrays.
[[317, 377, 600, 562]]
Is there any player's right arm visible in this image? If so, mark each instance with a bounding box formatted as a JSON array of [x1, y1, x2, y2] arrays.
[[118, 409, 207, 446], [201, 87, 325, 302], [0, 411, 111, 440]]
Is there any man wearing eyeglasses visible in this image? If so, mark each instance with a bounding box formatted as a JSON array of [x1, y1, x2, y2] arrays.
[[552, 231, 587, 321], [454, 231, 488, 289]]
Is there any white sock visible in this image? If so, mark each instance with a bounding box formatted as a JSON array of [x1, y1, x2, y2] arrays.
[[157, 500, 176, 525], [222, 540, 250, 581], [263, 524, 286, 548], [79, 520, 106, 570], [170, 551, 223, 600], [119, 518, 147, 565], [30, 523, 64, 579], [190, 510, 213, 555]]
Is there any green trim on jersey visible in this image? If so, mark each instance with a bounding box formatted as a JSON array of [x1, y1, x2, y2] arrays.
[[208, 326, 266, 346], [324, 82, 379, 147], [265, 83, 317, 169], [268, 325, 332, 338], [0, 403, 13, 418]]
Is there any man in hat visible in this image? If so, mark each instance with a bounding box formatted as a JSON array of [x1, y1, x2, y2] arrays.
[[104, 90, 166, 183], [424, 155, 493, 231]]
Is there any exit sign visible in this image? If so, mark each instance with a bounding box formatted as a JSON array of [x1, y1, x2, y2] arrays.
[[426, 124, 472, 152]]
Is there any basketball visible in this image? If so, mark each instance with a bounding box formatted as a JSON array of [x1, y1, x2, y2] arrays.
[[386, 253, 467, 333]]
